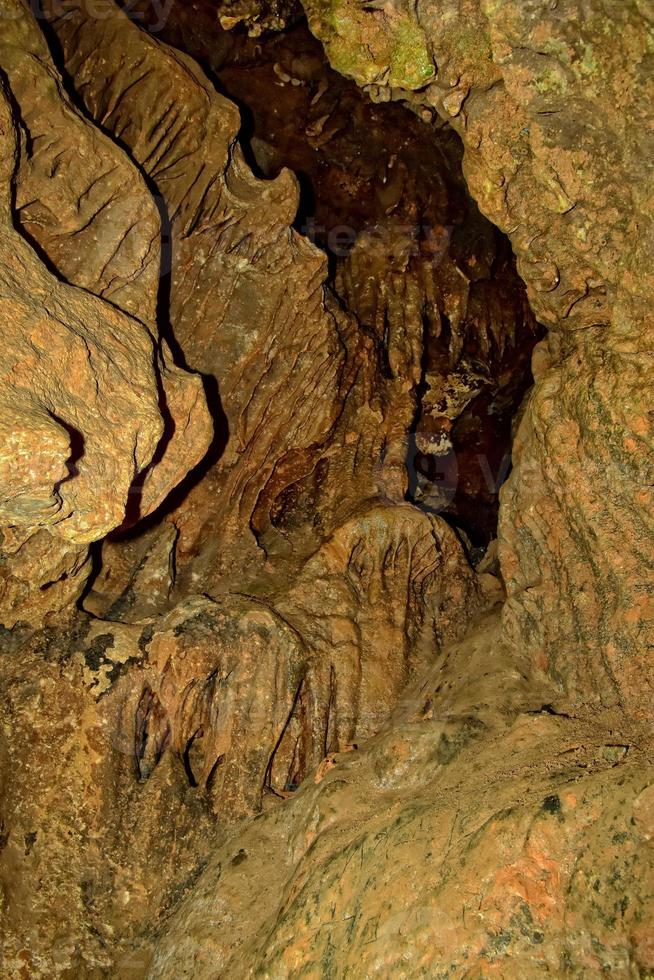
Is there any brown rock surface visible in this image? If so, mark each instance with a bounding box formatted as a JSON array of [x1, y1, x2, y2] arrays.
[[45, 0, 351, 593], [107, 10, 542, 549], [0, 0, 213, 627], [297, 0, 654, 717], [44, 4, 542, 626], [0, 83, 161, 624], [0, 613, 219, 975], [131, 504, 478, 818], [149, 614, 654, 978], [0, 0, 651, 976]]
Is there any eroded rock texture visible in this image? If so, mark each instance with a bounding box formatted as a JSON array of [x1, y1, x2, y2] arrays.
[[0, 0, 652, 976], [297, 0, 654, 718], [149, 616, 653, 978], [45, 0, 353, 597], [111, 10, 542, 547], [0, 0, 212, 627]]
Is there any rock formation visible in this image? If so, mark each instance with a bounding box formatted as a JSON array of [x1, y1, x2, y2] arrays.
[[0, 0, 651, 976]]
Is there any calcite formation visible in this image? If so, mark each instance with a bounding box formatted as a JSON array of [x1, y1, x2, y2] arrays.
[[0, 0, 213, 627], [0, 0, 651, 977], [300, 0, 654, 718]]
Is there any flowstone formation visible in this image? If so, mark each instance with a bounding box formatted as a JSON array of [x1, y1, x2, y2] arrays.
[[0, 0, 652, 977]]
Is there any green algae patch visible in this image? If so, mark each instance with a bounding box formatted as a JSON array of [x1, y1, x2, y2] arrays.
[[304, 0, 435, 90]]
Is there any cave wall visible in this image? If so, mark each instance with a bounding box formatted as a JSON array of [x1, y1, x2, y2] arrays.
[[299, 0, 654, 718], [0, 0, 213, 627], [0, 0, 652, 976]]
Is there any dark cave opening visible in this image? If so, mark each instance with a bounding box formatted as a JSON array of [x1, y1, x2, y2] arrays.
[[132, 4, 544, 552]]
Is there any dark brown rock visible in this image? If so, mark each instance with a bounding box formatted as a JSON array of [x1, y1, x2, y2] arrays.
[[0, 1, 651, 975]]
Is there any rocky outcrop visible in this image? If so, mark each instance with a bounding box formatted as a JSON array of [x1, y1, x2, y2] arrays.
[[0, 0, 213, 627], [299, 0, 654, 718], [0, 0, 651, 976]]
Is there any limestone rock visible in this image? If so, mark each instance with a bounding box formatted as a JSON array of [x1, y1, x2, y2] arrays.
[[0, 87, 161, 624], [45, 0, 350, 589], [0, 527, 89, 629], [0, 1, 652, 975], [0, 504, 480, 974], [129, 504, 479, 818], [0, 2, 213, 625], [148, 614, 654, 977], [4, 0, 213, 527], [0, 614, 218, 975], [300, 0, 654, 718]]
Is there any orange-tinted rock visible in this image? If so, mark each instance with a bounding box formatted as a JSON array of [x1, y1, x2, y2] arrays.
[[0, 86, 160, 624], [148, 615, 654, 977], [0, 0, 652, 975], [300, 0, 654, 717], [0, 2, 213, 626], [45, 0, 350, 591], [125, 504, 480, 818]]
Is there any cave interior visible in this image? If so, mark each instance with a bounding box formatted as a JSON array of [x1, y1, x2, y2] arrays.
[[0, 0, 651, 976]]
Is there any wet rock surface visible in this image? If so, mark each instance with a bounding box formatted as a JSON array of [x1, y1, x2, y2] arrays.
[[0, 0, 652, 976], [122, 10, 543, 548], [149, 616, 654, 979], [296, 0, 654, 718]]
